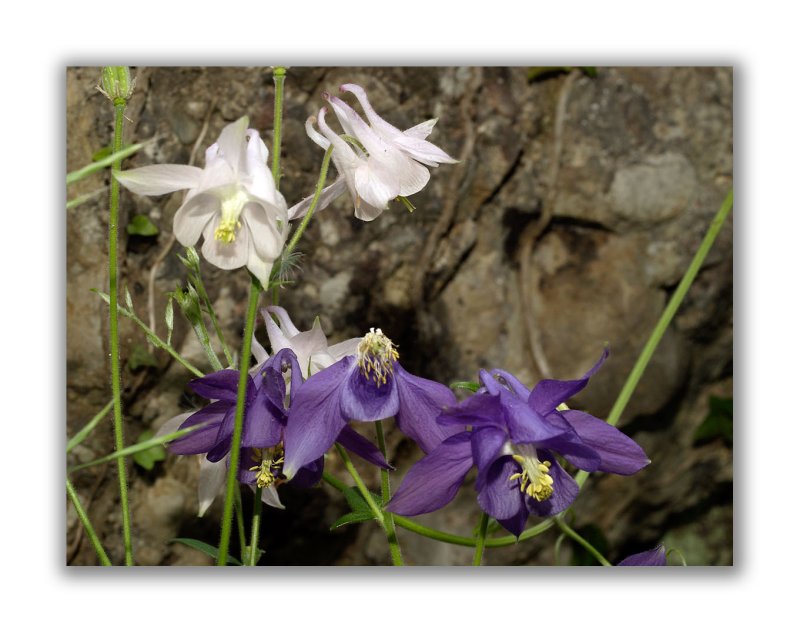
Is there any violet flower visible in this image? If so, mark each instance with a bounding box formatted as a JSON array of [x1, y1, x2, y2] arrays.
[[617, 544, 668, 566], [386, 350, 651, 537], [115, 116, 288, 285], [282, 327, 457, 479]]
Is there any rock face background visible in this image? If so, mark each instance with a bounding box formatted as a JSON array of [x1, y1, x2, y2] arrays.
[[66, 67, 733, 566]]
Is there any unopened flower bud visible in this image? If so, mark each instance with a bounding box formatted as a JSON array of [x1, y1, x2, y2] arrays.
[[100, 66, 134, 102]]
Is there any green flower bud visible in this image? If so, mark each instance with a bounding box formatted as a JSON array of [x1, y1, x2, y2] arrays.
[[100, 66, 134, 102]]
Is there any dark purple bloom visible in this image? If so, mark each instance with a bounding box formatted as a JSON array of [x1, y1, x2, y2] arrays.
[[386, 349, 650, 536], [283, 328, 457, 479], [618, 544, 667, 566]]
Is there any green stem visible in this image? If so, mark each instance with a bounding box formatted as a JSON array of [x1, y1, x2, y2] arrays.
[[554, 517, 612, 566], [322, 471, 554, 548], [217, 277, 260, 565], [374, 421, 404, 565], [284, 146, 334, 255], [271, 67, 286, 189], [248, 488, 264, 566], [574, 189, 733, 490], [67, 141, 146, 185], [66, 479, 112, 566], [334, 444, 404, 565], [67, 399, 113, 453], [191, 272, 234, 367], [187, 310, 224, 371], [68, 424, 207, 473], [472, 512, 490, 566], [108, 98, 133, 566]]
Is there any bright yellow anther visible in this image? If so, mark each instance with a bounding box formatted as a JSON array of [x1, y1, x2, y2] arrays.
[[356, 327, 399, 386], [248, 447, 285, 489], [510, 454, 554, 502], [214, 189, 249, 243]]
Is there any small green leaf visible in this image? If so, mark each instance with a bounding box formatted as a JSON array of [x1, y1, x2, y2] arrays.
[[132, 430, 167, 470], [450, 381, 480, 393], [694, 396, 733, 445], [124, 286, 134, 311], [165, 298, 174, 347], [342, 486, 382, 513], [126, 214, 159, 236], [92, 146, 113, 162], [330, 510, 376, 530], [91, 288, 111, 304], [170, 538, 243, 565], [127, 343, 158, 371]]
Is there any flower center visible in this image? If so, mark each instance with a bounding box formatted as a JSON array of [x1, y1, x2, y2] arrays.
[[356, 327, 399, 386], [249, 446, 285, 489], [214, 189, 249, 243], [509, 450, 554, 502]]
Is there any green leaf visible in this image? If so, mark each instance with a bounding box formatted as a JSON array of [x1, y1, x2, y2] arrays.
[[694, 396, 733, 445], [450, 381, 480, 393], [170, 538, 243, 565], [342, 486, 382, 513], [66, 142, 146, 185], [127, 343, 158, 371], [165, 298, 174, 347], [92, 146, 113, 162], [126, 214, 159, 236], [132, 430, 167, 470], [124, 285, 134, 311], [330, 510, 376, 530]]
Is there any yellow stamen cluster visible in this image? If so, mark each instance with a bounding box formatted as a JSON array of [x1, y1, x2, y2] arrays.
[[509, 455, 554, 502], [214, 189, 249, 243], [357, 327, 399, 386], [249, 447, 285, 489]]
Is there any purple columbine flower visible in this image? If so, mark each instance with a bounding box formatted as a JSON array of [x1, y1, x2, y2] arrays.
[[386, 349, 651, 537], [282, 327, 457, 479], [166, 346, 391, 511], [617, 544, 667, 566]]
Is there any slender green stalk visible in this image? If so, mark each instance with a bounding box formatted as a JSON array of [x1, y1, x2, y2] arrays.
[[68, 424, 206, 473], [334, 444, 404, 565], [248, 488, 264, 566], [322, 471, 554, 549], [554, 517, 611, 566], [93, 290, 204, 377], [192, 273, 234, 366], [217, 278, 261, 565], [574, 189, 733, 490], [66, 187, 106, 210], [108, 98, 133, 566], [187, 308, 224, 371], [271, 67, 286, 188], [284, 146, 334, 256], [66, 479, 112, 566], [67, 399, 113, 453], [472, 512, 490, 566], [553, 532, 567, 565], [66, 141, 146, 185], [374, 421, 403, 565]]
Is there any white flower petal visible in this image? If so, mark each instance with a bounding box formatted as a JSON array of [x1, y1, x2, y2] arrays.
[[216, 116, 249, 175], [268, 306, 301, 338], [244, 132, 281, 206], [287, 177, 347, 221], [354, 162, 399, 209], [340, 83, 402, 139], [265, 311, 294, 355], [259, 485, 285, 509], [394, 153, 431, 196], [251, 334, 268, 367], [305, 116, 331, 150], [326, 337, 362, 361], [173, 192, 219, 246], [393, 134, 458, 166], [326, 93, 390, 159], [243, 203, 287, 263], [403, 118, 438, 139], [201, 220, 249, 270], [115, 164, 204, 196], [155, 411, 194, 437], [197, 457, 227, 517]]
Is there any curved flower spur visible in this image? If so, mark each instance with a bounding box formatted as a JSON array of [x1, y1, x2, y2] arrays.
[[386, 349, 651, 536], [115, 116, 289, 286], [282, 327, 458, 479]]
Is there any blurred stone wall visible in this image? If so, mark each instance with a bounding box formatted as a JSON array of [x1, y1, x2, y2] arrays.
[[66, 66, 732, 566]]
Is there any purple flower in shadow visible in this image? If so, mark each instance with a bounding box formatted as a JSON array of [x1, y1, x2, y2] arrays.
[[617, 544, 667, 566], [282, 327, 457, 479], [386, 349, 651, 537]]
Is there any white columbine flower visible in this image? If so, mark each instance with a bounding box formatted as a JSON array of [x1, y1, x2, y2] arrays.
[[115, 116, 288, 286], [289, 84, 455, 222]]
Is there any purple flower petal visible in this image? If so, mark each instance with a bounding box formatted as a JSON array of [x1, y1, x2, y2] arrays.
[[386, 432, 473, 516], [471, 426, 509, 489], [477, 455, 526, 521], [528, 348, 609, 414], [169, 402, 229, 455], [188, 369, 243, 402], [283, 357, 351, 478], [336, 424, 392, 470], [497, 504, 531, 538], [534, 414, 602, 472], [562, 410, 650, 475], [393, 364, 458, 453], [489, 369, 531, 400], [206, 406, 237, 462], [241, 383, 284, 449], [525, 450, 579, 517], [618, 544, 667, 566], [290, 457, 325, 489], [339, 363, 400, 422], [437, 392, 505, 429], [499, 390, 565, 444]]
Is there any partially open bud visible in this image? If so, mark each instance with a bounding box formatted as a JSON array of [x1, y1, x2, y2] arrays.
[[99, 66, 134, 102]]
